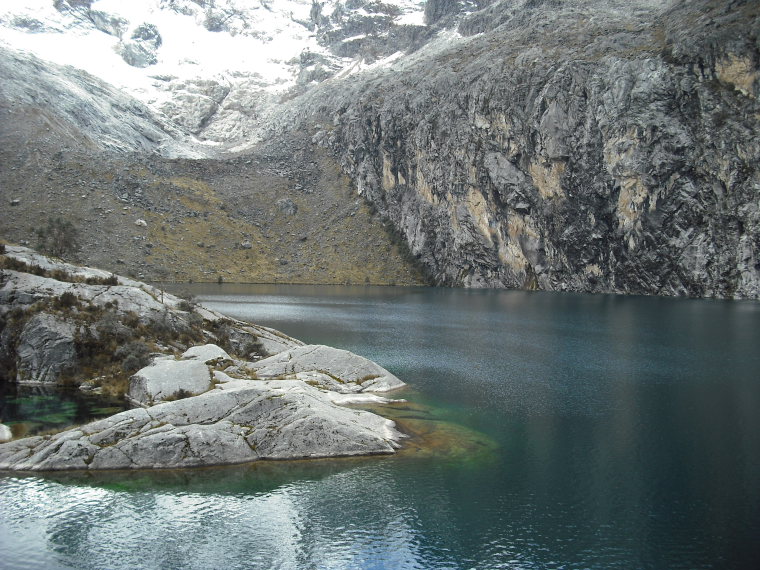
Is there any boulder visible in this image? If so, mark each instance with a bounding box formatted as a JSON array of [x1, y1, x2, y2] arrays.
[[128, 359, 212, 406], [0, 424, 12, 443], [16, 313, 77, 383], [181, 344, 231, 364], [118, 40, 157, 68], [250, 344, 404, 392], [275, 197, 298, 216], [0, 379, 404, 470]]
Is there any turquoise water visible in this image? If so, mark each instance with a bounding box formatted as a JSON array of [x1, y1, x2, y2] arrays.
[[1, 285, 760, 569]]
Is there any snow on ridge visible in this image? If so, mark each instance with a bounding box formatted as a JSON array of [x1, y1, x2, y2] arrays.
[[0, 0, 430, 147]]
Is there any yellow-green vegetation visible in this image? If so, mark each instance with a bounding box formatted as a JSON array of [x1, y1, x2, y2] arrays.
[[140, 151, 425, 285], [0, 135, 425, 285]]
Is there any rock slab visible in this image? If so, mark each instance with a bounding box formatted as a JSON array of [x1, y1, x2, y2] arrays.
[[250, 345, 405, 392], [0, 379, 403, 471]]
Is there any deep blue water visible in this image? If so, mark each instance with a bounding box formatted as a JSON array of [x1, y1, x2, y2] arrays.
[[1, 285, 759, 569]]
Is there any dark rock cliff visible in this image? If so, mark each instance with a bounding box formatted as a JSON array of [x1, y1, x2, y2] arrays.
[[308, 0, 760, 298]]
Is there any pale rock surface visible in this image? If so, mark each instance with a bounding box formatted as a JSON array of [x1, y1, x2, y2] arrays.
[[248, 325, 305, 356], [0, 424, 12, 443], [15, 313, 76, 383], [0, 378, 404, 471], [128, 358, 212, 406], [250, 345, 405, 392], [181, 344, 231, 364]]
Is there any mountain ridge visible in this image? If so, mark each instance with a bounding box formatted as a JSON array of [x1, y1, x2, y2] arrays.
[[1, 0, 759, 297]]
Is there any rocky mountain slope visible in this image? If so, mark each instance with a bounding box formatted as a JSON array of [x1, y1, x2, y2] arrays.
[[0, 47, 423, 285], [298, 0, 760, 297], [1, 0, 759, 298]]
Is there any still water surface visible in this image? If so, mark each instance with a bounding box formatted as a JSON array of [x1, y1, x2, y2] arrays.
[[1, 285, 759, 569]]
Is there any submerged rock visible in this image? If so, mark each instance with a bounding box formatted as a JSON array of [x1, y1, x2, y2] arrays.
[[0, 378, 404, 471]]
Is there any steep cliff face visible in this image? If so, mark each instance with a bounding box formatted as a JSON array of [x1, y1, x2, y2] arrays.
[[315, 0, 760, 297]]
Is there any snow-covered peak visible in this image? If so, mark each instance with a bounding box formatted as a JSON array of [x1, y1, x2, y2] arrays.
[[0, 0, 431, 146]]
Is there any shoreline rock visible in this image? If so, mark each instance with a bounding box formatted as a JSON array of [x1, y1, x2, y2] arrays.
[[0, 375, 405, 471], [0, 246, 408, 471]]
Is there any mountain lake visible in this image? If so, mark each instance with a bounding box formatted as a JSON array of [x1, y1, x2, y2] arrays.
[[1, 284, 759, 569]]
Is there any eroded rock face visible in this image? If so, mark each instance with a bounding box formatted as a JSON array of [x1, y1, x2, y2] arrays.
[[0, 378, 404, 471], [305, 0, 760, 299], [250, 344, 405, 392], [15, 314, 76, 383]]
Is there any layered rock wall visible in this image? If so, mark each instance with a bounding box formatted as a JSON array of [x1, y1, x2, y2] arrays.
[[317, 0, 760, 297]]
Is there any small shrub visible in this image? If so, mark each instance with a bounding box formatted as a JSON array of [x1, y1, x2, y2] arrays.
[[96, 312, 133, 342], [36, 217, 79, 259], [51, 269, 75, 282], [85, 274, 119, 286], [242, 337, 266, 358], [115, 341, 152, 373], [167, 388, 194, 401], [97, 374, 130, 399], [187, 312, 204, 327], [147, 314, 176, 341], [122, 311, 140, 329], [54, 291, 79, 309]]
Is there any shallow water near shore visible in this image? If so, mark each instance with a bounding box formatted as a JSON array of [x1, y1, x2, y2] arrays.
[[2, 284, 760, 569]]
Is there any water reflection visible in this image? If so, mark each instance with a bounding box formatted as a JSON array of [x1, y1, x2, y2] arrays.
[[0, 384, 126, 438], [2, 286, 760, 569]]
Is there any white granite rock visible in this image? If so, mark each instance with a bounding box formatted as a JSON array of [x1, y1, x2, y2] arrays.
[[0, 378, 404, 471], [251, 345, 405, 392], [128, 359, 212, 406], [0, 424, 12, 443]]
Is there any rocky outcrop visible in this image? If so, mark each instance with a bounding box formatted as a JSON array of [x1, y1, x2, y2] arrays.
[[0, 377, 404, 471], [251, 344, 406, 392], [15, 313, 76, 383], [0, 245, 302, 385], [0, 248, 408, 470]]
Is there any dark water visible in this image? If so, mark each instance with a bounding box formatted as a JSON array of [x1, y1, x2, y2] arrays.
[[2, 285, 760, 569], [0, 384, 125, 438]]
